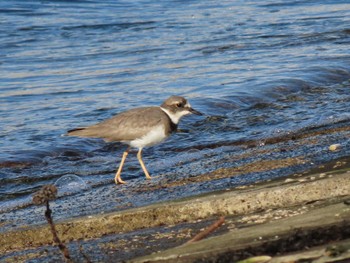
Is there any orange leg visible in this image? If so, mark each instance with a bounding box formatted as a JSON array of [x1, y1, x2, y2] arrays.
[[114, 148, 130, 184], [137, 148, 151, 180]]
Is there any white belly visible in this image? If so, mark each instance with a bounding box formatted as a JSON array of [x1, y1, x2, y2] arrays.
[[128, 125, 168, 149]]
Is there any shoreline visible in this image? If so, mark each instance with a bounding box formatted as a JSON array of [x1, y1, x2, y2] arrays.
[[1, 157, 350, 262]]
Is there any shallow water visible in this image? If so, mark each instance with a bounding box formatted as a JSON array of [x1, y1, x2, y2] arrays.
[[1, 0, 350, 223]]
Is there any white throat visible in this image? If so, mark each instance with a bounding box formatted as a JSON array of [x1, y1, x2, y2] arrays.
[[160, 107, 190, 124]]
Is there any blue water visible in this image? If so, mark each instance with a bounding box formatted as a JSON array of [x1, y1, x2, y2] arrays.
[[1, 0, 350, 222]]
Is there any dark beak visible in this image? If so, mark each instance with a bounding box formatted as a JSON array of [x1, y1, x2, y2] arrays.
[[189, 107, 203, 116]]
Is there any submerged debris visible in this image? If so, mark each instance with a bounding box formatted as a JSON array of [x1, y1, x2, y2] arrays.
[[32, 185, 72, 263], [186, 216, 225, 244], [32, 184, 57, 205]]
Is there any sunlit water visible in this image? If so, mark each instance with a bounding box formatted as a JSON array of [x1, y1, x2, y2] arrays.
[[1, 0, 350, 225]]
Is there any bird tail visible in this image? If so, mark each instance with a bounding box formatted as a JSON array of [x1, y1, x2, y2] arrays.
[[66, 127, 88, 137]]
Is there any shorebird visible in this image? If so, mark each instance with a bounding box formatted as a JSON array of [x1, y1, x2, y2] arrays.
[[67, 96, 202, 184]]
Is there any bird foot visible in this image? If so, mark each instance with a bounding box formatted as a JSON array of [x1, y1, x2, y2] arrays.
[[115, 177, 126, 185]]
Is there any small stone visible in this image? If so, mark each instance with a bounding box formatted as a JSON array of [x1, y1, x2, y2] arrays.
[[284, 178, 295, 183], [329, 144, 341, 151]]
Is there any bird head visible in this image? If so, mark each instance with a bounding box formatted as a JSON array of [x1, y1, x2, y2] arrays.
[[161, 96, 202, 124]]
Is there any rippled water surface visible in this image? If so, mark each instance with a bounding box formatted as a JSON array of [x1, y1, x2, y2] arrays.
[[1, 0, 350, 222]]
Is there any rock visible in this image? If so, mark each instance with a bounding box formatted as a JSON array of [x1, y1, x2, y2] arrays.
[[284, 178, 295, 183], [329, 144, 341, 151]]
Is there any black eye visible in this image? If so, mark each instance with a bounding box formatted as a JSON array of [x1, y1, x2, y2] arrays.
[[176, 102, 184, 107]]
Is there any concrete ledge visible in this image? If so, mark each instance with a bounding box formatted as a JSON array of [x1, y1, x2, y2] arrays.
[[130, 202, 350, 262]]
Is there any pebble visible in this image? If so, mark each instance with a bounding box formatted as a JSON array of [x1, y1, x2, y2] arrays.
[[329, 144, 341, 151], [284, 178, 295, 183]]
